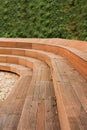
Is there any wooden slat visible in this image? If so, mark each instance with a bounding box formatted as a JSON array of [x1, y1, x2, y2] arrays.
[[17, 62, 60, 130], [52, 57, 87, 130]]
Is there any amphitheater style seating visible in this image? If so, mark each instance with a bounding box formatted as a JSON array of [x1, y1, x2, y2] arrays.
[[0, 39, 87, 130]]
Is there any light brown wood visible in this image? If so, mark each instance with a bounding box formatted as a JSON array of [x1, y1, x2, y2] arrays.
[[0, 39, 87, 130]]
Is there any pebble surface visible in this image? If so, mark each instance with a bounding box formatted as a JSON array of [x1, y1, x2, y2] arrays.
[[0, 71, 19, 100]]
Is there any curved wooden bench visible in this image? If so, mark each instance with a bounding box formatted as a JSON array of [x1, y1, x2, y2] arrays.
[[0, 62, 32, 130], [0, 63, 32, 102], [32, 44, 87, 80], [0, 63, 32, 104], [1, 38, 87, 52], [0, 43, 87, 80], [0, 41, 87, 130], [17, 62, 60, 130], [0, 55, 60, 130], [0, 63, 32, 76], [0, 49, 87, 130]]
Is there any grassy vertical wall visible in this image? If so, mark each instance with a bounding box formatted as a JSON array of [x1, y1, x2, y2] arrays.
[[0, 0, 87, 40]]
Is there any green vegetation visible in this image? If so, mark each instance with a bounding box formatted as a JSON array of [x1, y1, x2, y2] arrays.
[[0, 0, 87, 40]]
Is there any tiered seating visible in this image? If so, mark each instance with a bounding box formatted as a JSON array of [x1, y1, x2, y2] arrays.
[[0, 63, 32, 130], [0, 39, 87, 130], [0, 52, 60, 130]]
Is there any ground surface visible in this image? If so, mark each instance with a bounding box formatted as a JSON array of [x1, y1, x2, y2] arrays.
[[0, 71, 19, 100]]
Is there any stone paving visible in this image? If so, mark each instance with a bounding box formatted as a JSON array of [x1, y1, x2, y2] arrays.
[[0, 71, 19, 100]]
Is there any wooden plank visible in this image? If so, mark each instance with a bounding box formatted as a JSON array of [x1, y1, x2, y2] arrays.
[[18, 100, 38, 130], [56, 58, 87, 112], [54, 58, 87, 130], [45, 99, 60, 130], [36, 101, 45, 130], [33, 81, 40, 101]]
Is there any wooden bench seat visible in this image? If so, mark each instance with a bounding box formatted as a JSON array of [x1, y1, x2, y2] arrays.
[[0, 62, 32, 130], [0, 44, 87, 130], [0, 55, 60, 130], [51, 58, 87, 130], [17, 64, 60, 130], [0, 46, 86, 80], [1, 42, 86, 79], [0, 63, 32, 76]]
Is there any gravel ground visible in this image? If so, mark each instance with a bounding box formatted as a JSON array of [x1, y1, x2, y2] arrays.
[[0, 71, 19, 100]]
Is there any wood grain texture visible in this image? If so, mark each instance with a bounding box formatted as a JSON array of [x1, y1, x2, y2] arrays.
[[0, 39, 87, 130]]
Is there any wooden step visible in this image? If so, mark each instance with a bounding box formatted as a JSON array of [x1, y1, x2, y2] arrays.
[[0, 43, 87, 130], [0, 63, 32, 130], [51, 57, 87, 130], [17, 63, 60, 130], [0, 55, 61, 130], [0, 63, 32, 76], [0, 47, 86, 80], [1, 41, 86, 78]]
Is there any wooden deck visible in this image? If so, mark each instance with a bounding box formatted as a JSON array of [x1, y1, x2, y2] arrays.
[[0, 39, 87, 130]]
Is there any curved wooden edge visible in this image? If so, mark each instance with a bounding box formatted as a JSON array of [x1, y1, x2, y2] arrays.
[[0, 52, 82, 130], [0, 63, 32, 76], [0, 63, 32, 103], [0, 38, 87, 52], [0, 47, 86, 80], [0, 55, 49, 104], [0, 54, 53, 130], [0, 44, 87, 130], [0, 42, 86, 59], [0, 61, 33, 130], [32, 44, 87, 79]]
